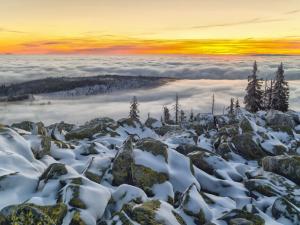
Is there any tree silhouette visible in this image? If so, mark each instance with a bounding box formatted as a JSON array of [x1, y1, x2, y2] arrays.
[[244, 61, 263, 112]]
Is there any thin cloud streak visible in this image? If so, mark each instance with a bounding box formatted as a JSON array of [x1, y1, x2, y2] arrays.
[[284, 9, 300, 15], [0, 27, 27, 34], [190, 18, 285, 30]]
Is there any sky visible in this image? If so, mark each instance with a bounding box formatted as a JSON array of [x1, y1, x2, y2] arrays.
[[0, 0, 300, 55]]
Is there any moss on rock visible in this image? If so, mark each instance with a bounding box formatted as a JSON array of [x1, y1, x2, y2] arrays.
[[131, 165, 168, 195], [2, 204, 57, 225], [244, 180, 278, 197], [272, 197, 300, 224], [68, 185, 87, 209], [136, 138, 168, 162], [262, 155, 300, 185], [232, 133, 266, 160], [126, 200, 163, 225], [39, 163, 68, 183], [66, 117, 119, 140], [220, 209, 264, 225], [112, 138, 134, 186], [70, 211, 87, 225], [240, 117, 255, 133]]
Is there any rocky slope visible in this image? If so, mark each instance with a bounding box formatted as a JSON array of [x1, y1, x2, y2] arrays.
[[0, 109, 300, 225]]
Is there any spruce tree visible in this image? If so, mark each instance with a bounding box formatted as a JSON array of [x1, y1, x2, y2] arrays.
[[228, 98, 235, 115], [189, 109, 194, 122], [129, 96, 139, 119], [163, 106, 171, 124], [235, 98, 240, 109], [180, 110, 186, 123], [244, 61, 263, 112], [271, 63, 289, 112], [267, 79, 274, 110], [263, 79, 274, 110]]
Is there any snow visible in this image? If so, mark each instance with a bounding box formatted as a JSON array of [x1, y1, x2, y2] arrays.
[[0, 110, 300, 224]]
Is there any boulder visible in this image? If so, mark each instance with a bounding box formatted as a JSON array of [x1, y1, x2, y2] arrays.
[[112, 138, 134, 186], [262, 155, 300, 185], [12, 121, 47, 136], [178, 184, 212, 224], [244, 179, 278, 197], [229, 218, 254, 225], [144, 117, 162, 130], [155, 124, 182, 136], [272, 197, 300, 224], [66, 117, 119, 140], [232, 133, 266, 160], [131, 165, 168, 196], [49, 122, 75, 141], [39, 163, 68, 183], [240, 117, 256, 133], [135, 138, 168, 162], [123, 200, 162, 225], [216, 142, 234, 159], [220, 209, 264, 225], [117, 117, 143, 129], [70, 211, 87, 225], [188, 151, 243, 181], [175, 144, 210, 156], [120, 200, 186, 225], [1, 203, 67, 225], [266, 110, 295, 128], [287, 111, 300, 125], [32, 136, 51, 159]]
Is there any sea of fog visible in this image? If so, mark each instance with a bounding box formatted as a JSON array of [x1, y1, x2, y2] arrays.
[[0, 55, 299, 125]]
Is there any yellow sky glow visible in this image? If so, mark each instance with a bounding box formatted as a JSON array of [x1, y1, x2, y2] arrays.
[[0, 0, 300, 55]]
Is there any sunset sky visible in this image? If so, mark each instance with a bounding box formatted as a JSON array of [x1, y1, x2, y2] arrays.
[[1, 0, 300, 55]]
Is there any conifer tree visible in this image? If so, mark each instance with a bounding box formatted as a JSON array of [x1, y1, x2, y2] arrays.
[[271, 63, 289, 112], [163, 106, 171, 124], [267, 79, 274, 110], [129, 96, 139, 119], [244, 61, 263, 112], [235, 98, 240, 109], [228, 98, 235, 115], [180, 110, 186, 123], [263, 79, 274, 110], [189, 109, 194, 122]]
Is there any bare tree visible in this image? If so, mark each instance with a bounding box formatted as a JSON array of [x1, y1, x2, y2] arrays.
[[211, 93, 215, 115], [173, 93, 180, 125]]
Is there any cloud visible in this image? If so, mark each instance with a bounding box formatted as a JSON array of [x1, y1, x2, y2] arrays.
[[0, 55, 300, 85], [2, 79, 300, 125], [1, 55, 299, 124], [189, 18, 285, 30], [284, 9, 300, 15], [0, 27, 27, 34]]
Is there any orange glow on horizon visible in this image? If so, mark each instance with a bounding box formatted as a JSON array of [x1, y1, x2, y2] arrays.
[[1, 38, 300, 55]]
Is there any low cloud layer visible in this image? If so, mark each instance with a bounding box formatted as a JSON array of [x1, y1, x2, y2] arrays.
[[1, 79, 300, 125], [0, 55, 299, 84]]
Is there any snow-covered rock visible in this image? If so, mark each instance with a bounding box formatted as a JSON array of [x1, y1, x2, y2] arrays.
[[1, 110, 300, 224]]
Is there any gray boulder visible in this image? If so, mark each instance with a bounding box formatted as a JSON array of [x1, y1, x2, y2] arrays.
[[262, 155, 300, 185], [266, 110, 295, 128], [232, 133, 266, 160]]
